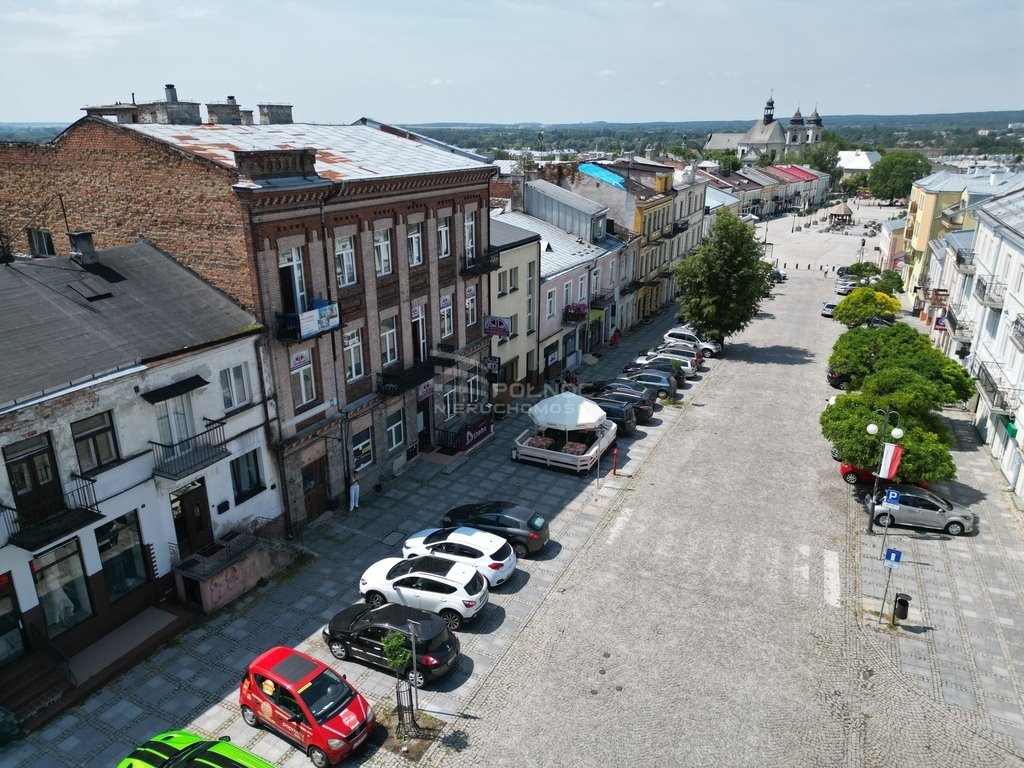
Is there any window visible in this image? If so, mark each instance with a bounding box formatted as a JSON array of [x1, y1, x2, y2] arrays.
[[335, 235, 357, 287], [509, 266, 519, 292], [437, 217, 451, 259], [591, 269, 601, 296], [290, 356, 316, 408], [279, 247, 308, 314], [374, 229, 392, 276], [497, 271, 507, 295], [380, 317, 398, 366], [466, 293, 477, 326], [220, 364, 251, 411], [527, 291, 535, 332], [27, 228, 56, 256], [546, 288, 555, 318], [510, 314, 519, 337], [344, 329, 364, 381], [386, 410, 404, 451], [563, 282, 572, 308], [353, 427, 373, 469], [443, 380, 457, 419], [467, 371, 480, 404], [579, 275, 586, 300], [34, 539, 91, 638], [96, 510, 146, 603], [440, 297, 454, 338], [72, 411, 119, 473], [407, 223, 423, 267], [464, 210, 476, 261], [230, 449, 265, 503]]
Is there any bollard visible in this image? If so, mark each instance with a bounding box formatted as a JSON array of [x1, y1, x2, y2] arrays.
[[612, 447, 619, 476]]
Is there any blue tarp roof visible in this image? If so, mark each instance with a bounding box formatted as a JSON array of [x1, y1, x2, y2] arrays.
[[579, 163, 625, 189]]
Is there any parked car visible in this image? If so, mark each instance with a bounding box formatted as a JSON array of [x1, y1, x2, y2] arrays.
[[662, 327, 721, 357], [621, 360, 687, 387], [580, 378, 656, 406], [826, 367, 851, 390], [592, 391, 654, 422], [835, 281, 856, 296], [358, 555, 488, 630], [441, 501, 550, 559], [837, 265, 849, 277], [321, 603, 460, 688], [402, 526, 516, 587], [822, 300, 839, 317], [849, 314, 897, 329], [864, 485, 975, 536], [841, 463, 927, 487], [119, 730, 276, 768], [623, 370, 678, 398], [585, 398, 637, 435], [770, 268, 788, 283], [239, 646, 375, 767], [652, 341, 703, 366], [634, 353, 697, 378]]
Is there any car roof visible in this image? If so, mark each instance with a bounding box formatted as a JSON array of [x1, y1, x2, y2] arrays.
[[249, 646, 325, 688], [120, 730, 275, 768], [331, 602, 446, 637], [403, 555, 477, 582]]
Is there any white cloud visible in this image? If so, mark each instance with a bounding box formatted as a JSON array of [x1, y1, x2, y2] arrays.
[[652, 1, 665, 6], [598, 69, 616, 78], [3, 8, 154, 58], [659, 79, 670, 86], [173, 6, 212, 20]]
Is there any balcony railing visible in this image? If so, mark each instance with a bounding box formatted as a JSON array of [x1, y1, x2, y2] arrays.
[[977, 362, 1013, 413], [974, 276, 1006, 309], [562, 303, 590, 324], [620, 280, 642, 296], [673, 221, 690, 236], [377, 359, 438, 397], [170, 516, 300, 581], [0, 475, 103, 551], [588, 290, 616, 309], [1012, 315, 1024, 352], [276, 298, 340, 342], [954, 248, 975, 274], [946, 304, 973, 342], [928, 288, 949, 307], [460, 250, 500, 276], [151, 419, 230, 480]]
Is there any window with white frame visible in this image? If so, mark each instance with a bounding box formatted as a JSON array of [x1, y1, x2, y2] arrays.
[[527, 291, 534, 332], [380, 316, 398, 366], [335, 235, 357, 287], [591, 269, 601, 296], [440, 297, 454, 338], [464, 210, 476, 261], [466, 292, 477, 326], [497, 270, 507, 295], [344, 329, 364, 381], [72, 411, 120, 473], [546, 288, 555, 318], [443, 380, 457, 419], [220, 363, 251, 411], [374, 229, 392, 276], [407, 222, 423, 267], [467, 371, 480, 403], [579, 275, 586, 300], [290, 354, 316, 408], [509, 266, 519, 291], [563, 282, 572, 308], [386, 410, 404, 451], [437, 216, 451, 258], [352, 427, 373, 470], [230, 449, 265, 503]]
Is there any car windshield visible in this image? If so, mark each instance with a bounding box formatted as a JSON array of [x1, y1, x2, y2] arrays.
[[298, 668, 355, 724], [158, 741, 216, 767], [527, 514, 546, 532], [387, 559, 420, 579]]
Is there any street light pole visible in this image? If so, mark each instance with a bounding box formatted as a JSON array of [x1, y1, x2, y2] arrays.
[[865, 409, 903, 535]]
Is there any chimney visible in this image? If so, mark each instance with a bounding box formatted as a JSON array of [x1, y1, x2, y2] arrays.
[[991, 169, 1007, 185], [164, 83, 178, 102], [68, 232, 98, 265], [240, 109, 254, 125], [206, 96, 243, 125], [258, 103, 293, 125]]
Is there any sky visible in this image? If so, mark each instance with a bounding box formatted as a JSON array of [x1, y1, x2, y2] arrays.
[[2, 0, 1022, 126]]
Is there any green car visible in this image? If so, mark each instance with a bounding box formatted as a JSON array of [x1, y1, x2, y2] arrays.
[[119, 730, 274, 768]]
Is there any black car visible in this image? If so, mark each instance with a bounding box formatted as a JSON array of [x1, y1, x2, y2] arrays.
[[586, 398, 637, 435], [826, 367, 852, 390], [322, 603, 460, 688], [591, 390, 653, 421], [620, 360, 687, 387], [580, 378, 656, 407], [441, 501, 549, 559]]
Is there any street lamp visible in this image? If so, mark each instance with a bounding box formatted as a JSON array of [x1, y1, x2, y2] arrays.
[[865, 409, 903, 534]]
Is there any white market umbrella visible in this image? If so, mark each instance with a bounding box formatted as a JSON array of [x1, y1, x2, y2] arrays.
[[528, 392, 607, 432]]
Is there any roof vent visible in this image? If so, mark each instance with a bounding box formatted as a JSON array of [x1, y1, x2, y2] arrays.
[[68, 231, 98, 265]]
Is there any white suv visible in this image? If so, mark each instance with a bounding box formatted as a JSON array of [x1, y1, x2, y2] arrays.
[[662, 327, 721, 357], [402, 527, 517, 587], [359, 555, 488, 630]]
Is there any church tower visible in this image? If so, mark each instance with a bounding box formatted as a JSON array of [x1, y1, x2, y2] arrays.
[[762, 96, 776, 125], [787, 108, 805, 151], [807, 108, 823, 145]]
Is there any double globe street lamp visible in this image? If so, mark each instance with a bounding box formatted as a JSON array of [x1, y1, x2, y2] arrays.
[[866, 409, 903, 534]]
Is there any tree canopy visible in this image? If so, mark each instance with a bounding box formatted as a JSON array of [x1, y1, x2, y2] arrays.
[[703, 151, 742, 171], [869, 151, 933, 200], [832, 288, 902, 327], [674, 208, 772, 344]]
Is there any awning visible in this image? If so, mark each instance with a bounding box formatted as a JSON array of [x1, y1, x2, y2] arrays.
[[141, 375, 209, 404]]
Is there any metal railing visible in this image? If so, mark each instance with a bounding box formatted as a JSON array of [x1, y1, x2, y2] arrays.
[[1, 475, 102, 550], [976, 362, 1013, 413], [460, 250, 500, 276], [928, 289, 948, 307], [1012, 315, 1024, 351], [974, 276, 1006, 308], [169, 515, 300, 581], [151, 419, 229, 480], [377, 360, 437, 397], [954, 248, 975, 274]]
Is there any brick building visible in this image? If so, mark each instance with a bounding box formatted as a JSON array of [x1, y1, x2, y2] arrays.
[[0, 84, 498, 532]]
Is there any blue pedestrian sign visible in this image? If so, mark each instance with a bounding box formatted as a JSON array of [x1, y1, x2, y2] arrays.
[[884, 548, 902, 569], [884, 489, 901, 505]]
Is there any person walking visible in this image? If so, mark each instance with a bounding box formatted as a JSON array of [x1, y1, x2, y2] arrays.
[[349, 470, 360, 511]]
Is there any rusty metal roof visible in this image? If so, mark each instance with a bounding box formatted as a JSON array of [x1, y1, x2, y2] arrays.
[[122, 122, 490, 181]]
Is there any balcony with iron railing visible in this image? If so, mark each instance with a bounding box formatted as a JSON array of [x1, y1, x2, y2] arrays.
[[276, 297, 340, 342], [946, 305, 973, 342], [150, 418, 230, 480], [976, 361, 1014, 413], [589, 290, 616, 308], [377, 359, 439, 397], [460, 249, 500, 276], [974, 276, 1006, 309], [0, 475, 103, 551], [1012, 315, 1024, 352], [562, 303, 590, 325], [928, 288, 949, 307], [954, 248, 975, 274]]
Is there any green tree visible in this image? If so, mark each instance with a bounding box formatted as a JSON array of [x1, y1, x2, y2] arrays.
[[869, 151, 932, 200], [383, 631, 412, 679], [802, 141, 842, 184], [704, 151, 742, 171], [675, 209, 772, 345], [874, 270, 904, 296], [840, 172, 869, 196], [832, 288, 902, 327], [845, 262, 880, 279], [512, 151, 535, 174]]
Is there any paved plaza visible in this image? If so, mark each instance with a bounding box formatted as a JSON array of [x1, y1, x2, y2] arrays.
[[5, 205, 1024, 767]]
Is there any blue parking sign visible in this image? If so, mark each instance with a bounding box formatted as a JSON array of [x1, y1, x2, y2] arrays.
[[884, 489, 901, 506], [885, 548, 902, 565]]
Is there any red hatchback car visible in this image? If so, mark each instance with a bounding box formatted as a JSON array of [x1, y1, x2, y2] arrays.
[[840, 463, 926, 488], [239, 646, 375, 767]]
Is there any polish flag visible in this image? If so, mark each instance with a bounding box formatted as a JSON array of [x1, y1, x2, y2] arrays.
[[878, 442, 904, 480]]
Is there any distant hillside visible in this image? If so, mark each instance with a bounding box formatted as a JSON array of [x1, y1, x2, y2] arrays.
[[0, 123, 67, 142]]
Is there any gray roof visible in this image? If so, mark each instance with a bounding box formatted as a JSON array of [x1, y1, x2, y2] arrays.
[[492, 159, 517, 175], [489, 219, 540, 251], [120, 121, 492, 181], [703, 133, 743, 151], [916, 167, 1024, 195], [526, 179, 607, 215], [705, 186, 740, 209], [490, 211, 621, 279], [736, 167, 778, 186], [742, 119, 787, 145], [1, 239, 256, 408], [880, 219, 906, 233], [976, 188, 1024, 238]]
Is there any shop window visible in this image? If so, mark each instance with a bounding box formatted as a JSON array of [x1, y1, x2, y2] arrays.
[[95, 510, 146, 603], [353, 427, 374, 470], [386, 410, 405, 451], [34, 539, 92, 638]]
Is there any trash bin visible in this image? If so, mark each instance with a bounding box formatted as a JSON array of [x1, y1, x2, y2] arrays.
[[894, 593, 911, 621]]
